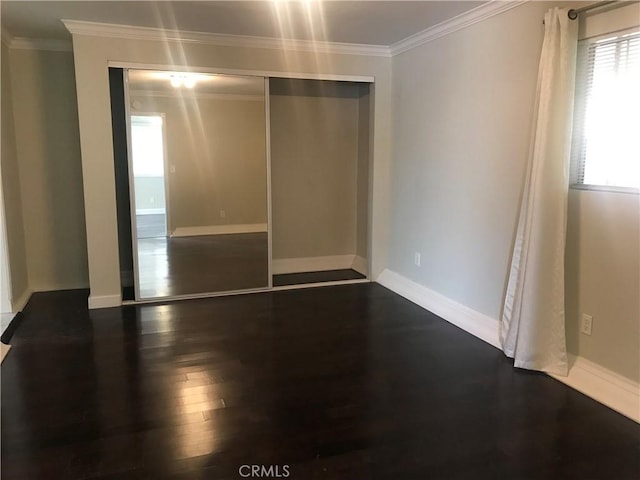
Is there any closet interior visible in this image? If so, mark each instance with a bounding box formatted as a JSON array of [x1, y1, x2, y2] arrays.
[[269, 78, 370, 287], [110, 68, 372, 302]]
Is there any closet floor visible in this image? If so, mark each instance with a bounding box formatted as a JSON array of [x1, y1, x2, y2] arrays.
[[273, 269, 366, 287]]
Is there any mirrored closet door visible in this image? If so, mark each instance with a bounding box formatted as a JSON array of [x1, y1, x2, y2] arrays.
[[125, 69, 269, 300]]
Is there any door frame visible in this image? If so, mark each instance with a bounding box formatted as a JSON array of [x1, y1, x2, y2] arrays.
[[264, 77, 273, 289], [0, 174, 13, 314], [114, 64, 375, 305]]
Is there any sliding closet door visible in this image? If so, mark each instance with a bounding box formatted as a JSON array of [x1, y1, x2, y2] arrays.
[[124, 69, 269, 300]]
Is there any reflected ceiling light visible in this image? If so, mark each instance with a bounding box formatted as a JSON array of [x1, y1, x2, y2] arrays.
[[169, 74, 197, 89]]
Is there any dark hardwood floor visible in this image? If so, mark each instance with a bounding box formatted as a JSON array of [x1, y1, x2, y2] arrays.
[[137, 233, 268, 298], [2, 284, 638, 479], [273, 269, 366, 287]]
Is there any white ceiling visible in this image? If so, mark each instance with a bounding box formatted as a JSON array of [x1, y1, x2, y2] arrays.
[[1, 1, 485, 47]]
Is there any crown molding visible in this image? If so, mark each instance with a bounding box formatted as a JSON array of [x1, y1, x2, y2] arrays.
[[9, 37, 72, 52], [62, 20, 392, 58], [390, 0, 529, 56]]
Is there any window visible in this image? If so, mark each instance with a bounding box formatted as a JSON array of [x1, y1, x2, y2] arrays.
[[571, 28, 640, 192]]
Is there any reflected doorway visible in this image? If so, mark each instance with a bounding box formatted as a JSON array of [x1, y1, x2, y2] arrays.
[[131, 114, 168, 239]]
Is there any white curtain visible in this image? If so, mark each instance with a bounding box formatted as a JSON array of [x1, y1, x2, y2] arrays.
[[500, 8, 578, 376]]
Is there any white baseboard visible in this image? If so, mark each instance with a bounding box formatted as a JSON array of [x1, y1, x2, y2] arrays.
[[88, 294, 122, 309], [351, 255, 368, 276], [550, 356, 640, 423], [273, 255, 356, 275], [171, 223, 267, 237], [376, 268, 639, 423], [1, 343, 10, 362], [376, 269, 500, 349], [1, 313, 14, 336], [1, 289, 32, 340], [136, 208, 165, 215], [12, 288, 32, 313]]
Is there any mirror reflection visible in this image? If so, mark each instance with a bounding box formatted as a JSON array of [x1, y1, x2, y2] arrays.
[[127, 70, 268, 299]]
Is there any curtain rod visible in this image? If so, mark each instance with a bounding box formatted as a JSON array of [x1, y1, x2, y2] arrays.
[[567, 1, 618, 20], [542, 1, 619, 24]]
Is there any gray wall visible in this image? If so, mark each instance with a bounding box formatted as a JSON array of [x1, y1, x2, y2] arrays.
[[389, 1, 639, 381], [4, 47, 87, 293], [1, 41, 29, 308], [130, 94, 267, 231], [270, 79, 368, 260], [566, 191, 639, 381]]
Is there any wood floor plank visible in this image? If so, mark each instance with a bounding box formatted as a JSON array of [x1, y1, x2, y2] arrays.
[[1, 284, 638, 479]]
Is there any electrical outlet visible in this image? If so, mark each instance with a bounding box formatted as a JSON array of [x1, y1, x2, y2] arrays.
[[149, 196, 155, 204], [581, 314, 593, 336], [220, 210, 226, 218], [170, 165, 176, 173], [414, 252, 421, 267]]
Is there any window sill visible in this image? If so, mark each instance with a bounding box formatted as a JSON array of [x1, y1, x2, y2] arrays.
[[570, 184, 640, 195]]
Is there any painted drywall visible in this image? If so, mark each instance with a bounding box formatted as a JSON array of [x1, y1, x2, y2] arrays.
[[566, 190, 639, 381], [69, 33, 391, 305], [389, 1, 548, 317], [389, 1, 639, 382], [1, 41, 29, 309], [8, 48, 88, 292], [129, 93, 267, 231], [270, 78, 363, 259], [356, 84, 371, 261]]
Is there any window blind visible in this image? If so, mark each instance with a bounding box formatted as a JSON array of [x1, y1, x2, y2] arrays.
[[570, 29, 640, 190]]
